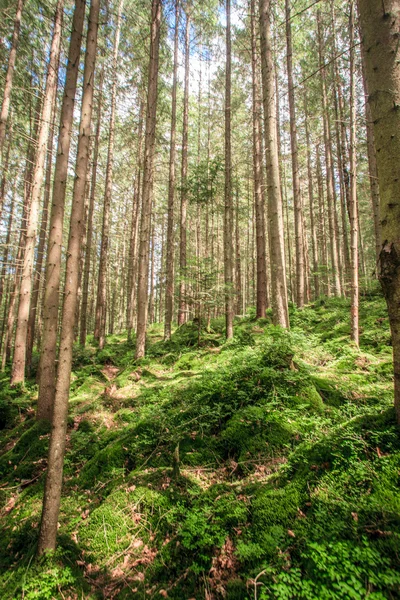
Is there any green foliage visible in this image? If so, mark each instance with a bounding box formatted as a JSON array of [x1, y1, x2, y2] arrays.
[[0, 296, 399, 599]]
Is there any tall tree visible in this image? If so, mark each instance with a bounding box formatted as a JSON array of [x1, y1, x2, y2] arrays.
[[250, 0, 268, 319], [178, 10, 190, 327], [285, 0, 305, 307], [80, 68, 104, 347], [37, 0, 100, 554], [224, 0, 234, 339], [94, 0, 124, 350], [164, 0, 179, 341], [358, 0, 400, 423], [126, 97, 144, 341], [349, 1, 359, 345], [10, 0, 64, 386], [259, 0, 289, 328], [38, 0, 86, 420], [26, 101, 57, 373], [135, 0, 162, 359], [317, 10, 342, 297], [0, 0, 24, 155]]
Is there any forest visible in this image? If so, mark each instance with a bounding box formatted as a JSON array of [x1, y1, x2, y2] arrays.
[[0, 0, 400, 597]]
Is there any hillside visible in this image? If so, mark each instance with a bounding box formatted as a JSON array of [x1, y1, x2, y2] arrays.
[[0, 291, 399, 599]]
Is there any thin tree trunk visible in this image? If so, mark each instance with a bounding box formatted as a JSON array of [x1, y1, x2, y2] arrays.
[[11, 0, 63, 386], [148, 219, 155, 324], [95, 0, 123, 350], [178, 11, 190, 327], [317, 10, 342, 297], [0, 127, 12, 223], [126, 98, 144, 340], [135, 0, 162, 359], [164, 0, 179, 340], [80, 68, 104, 346], [316, 142, 330, 296], [235, 186, 242, 314], [304, 92, 320, 298], [285, 0, 305, 307], [37, 0, 100, 554], [224, 0, 234, 339], [0, 0, 24, 155], [349, 1, 359, 345], [259, 0, 289, 327], [0, 177, 17, 309], [26, 100, 57, 374], [250, 0, 267, 319], [38, 0, 85, 420], [331, 4, 351, 285]]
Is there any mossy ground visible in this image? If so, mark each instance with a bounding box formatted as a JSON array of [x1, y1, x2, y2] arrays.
[[0, 289, 399, 599]]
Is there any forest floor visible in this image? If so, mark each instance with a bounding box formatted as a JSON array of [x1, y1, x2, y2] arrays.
[[0, 289, 400, 599]]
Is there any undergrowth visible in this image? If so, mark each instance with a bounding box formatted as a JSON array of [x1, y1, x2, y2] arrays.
[[0, 293, 399, 599]]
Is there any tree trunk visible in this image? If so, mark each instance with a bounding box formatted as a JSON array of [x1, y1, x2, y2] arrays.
[[331, 4, 351, 285], [358, 0, 400, 423], [126, 98, 144, 341], [11, 0, 63, 386], [26, 100, 57, 374], [178, 10, 190, 327], [304, 92, 319, 299], [285, 0, 305, 307], [0, 127, 12, 223], [95, 0, 123, 351], [37, 0, 100, 554], [317, 10, 342, 297], [250, 0, 267, 319], [164, 0, 179, 341], [135, 0, 162, 359], [224, 0, 234, 339], [80, 67, 104, 347], [38, 0, 85, 420], [148, 219, 155, 324], [259, 0, 289, 328], [316, 142, 330, 296], [0, 178, 17, 309], [349, 1, 359, 345], [0, 0, 24, 155], [361, 50, 381, 267]]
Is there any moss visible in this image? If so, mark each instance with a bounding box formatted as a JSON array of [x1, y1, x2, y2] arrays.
[[221, 407, 296, 462], [0, 420, 50, 480]]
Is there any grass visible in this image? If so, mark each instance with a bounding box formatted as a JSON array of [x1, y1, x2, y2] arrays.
[[0, 291, 399, 599]]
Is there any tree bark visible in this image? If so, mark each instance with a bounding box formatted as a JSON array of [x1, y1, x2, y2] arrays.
[[259, 0, 289, 328], [224, 0, 234, 339], [164, 0, 179, 341], [349, 1, 359, 345], [11, 0, 64, 386], [316, 142, 330, 296], [304, 92, 320, 299], [358, 0, 400, 423], [95, 0, 123, 350], [250, 0, 267, 319], [135, 0, 162, 359], [0, 0, 24, 155], [37, 0, 100, 554], [178, 10, 190, 327], [317, 10, 342, 297], [361, 49, 381, 267], [126, 98, 144, 341], [26, 100, 57, 374], [285, 0, 305, 307], [80, 68, 104, 347], [38, 0, 86, 420]]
